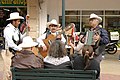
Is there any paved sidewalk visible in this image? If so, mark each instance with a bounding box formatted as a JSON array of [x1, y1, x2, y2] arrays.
[[0, 53, 4, 80], [101, 74, 120, 80], [100, 50, 120, 80], [0, 72, 3, 80]]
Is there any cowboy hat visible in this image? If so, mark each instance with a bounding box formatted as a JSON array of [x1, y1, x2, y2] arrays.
[[7, 12, 24, 21], [89, 13, 102, 23], [18, 36, 38, 48], [46, 19, 60, 27]]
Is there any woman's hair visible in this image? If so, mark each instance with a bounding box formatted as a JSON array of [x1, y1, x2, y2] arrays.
[[48, 40, 67, 58], [79, 32, 86, 43], [82, 45, 94, 70]]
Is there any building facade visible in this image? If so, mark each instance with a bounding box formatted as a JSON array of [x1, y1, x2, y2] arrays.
[[48, 0, 120, 33]]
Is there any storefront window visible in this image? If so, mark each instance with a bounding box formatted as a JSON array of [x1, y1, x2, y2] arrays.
[[65, 16, 80, 32], [0, 7, 27, 29], [81, 16, 89, 32], [65, 10, 80, 15], [59, 10, 120, 34], [105, 10, 120, 15], [105, 16, 120, 32], [82, 10, 103, 15], [59, 16, 80, 32]]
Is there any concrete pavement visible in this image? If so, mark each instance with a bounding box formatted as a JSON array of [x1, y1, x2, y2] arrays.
[[0, 50, 120, 80], [0, 52, 4, 80], [100, 50, 120, 80]]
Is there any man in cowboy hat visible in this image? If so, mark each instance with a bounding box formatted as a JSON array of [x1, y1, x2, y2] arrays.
[[37, 19, 66, 57], [11, 36, 43, 69], [1, 12, 26, 80], [88, 13, 109, 63]]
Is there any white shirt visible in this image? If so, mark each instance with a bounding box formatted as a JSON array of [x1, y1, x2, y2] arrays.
[[37, 32, 66, 47], [4, 23, 26, 51], [44, 56, 70, 65], [74, 41, 84, 54]]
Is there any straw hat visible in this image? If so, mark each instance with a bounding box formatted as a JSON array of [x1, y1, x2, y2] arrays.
[[46, 19, 60, 27], [89, 13, 102, 23], [7, 12, 24, 21], [18, 36, 38, 48]]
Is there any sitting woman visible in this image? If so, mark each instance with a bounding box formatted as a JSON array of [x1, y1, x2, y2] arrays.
[[73, 45, 100, 79], [11, 36, 44, 68], [44, 40, 72, 69]]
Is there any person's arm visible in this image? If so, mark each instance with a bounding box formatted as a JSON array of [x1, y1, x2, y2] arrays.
[[36, 33, 46, 47], [74, 42, 84, 51], [61, 34, 66, 43], [99, 28, 109, 45], [21, 31, 26, 38], [36, 33, 47, 51], [69, 41, 84, 52]]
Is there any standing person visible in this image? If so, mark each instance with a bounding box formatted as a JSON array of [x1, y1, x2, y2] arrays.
[[20, 14, 30, 34], [73, 45, 100, 79], [11, 36, 44, 69], [44, 40, 72, 69], [37, 19, 66, 58], [1, 12, 25, 80], [88, 13, 109, 63]]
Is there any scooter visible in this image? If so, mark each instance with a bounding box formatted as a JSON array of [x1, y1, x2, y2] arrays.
[[105, 40, 119, 54]]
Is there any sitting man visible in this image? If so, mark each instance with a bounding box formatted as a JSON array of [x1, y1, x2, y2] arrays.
[[11, 36, 44, 68]]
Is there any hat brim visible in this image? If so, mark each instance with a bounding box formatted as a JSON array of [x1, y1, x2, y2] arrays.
[[46, 22, 60, 27], [6, 16, 24, 21], [18, 42, 38, 48], [89, 17, 102, 23]]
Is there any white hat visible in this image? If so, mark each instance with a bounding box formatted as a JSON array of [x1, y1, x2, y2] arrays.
[[89, 13, 102, 23], [46, 19, 60, 27], [7, 12, 24, 21], [18, 36, 38, 48]]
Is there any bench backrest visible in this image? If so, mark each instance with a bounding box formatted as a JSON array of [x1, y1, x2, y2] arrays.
[[11, 67, 97, 80]]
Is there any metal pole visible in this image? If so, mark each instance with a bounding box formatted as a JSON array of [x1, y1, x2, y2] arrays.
[[62, 0, 65, 29]]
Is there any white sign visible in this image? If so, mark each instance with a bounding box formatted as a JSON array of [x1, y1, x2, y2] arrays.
[[110, 32, 119, 40]]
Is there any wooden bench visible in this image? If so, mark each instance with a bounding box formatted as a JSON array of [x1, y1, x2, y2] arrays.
[[11, 67, 97, 80]]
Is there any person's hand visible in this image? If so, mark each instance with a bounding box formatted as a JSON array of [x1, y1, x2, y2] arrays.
[[68, 42, 72, 46], [28, 25, 30, 31], [56, 34, 62, 40], [42, 45, 47, 51], [68, 41, 74, 48]]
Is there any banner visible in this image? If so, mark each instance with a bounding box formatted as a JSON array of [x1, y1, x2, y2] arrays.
[[0, 0, 27, 6]]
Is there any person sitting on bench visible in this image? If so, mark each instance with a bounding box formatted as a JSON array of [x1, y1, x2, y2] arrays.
[[73, 45, 100, 79], [44, 40, 73, 69], [11, 36, 44, 68]]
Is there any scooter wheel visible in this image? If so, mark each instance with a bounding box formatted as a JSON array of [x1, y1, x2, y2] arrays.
[[106, 44, 117, 54]]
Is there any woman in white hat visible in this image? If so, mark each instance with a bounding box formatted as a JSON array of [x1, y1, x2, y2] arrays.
[[88, 13, 109, 63], [2, 12, 27, 80], [36, 19, 66, 58], [11, 36, 43, 69]]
